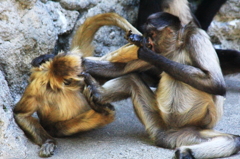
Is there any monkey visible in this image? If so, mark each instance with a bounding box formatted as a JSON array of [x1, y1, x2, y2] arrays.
[[13, 51, 115, 157], [80, 12, 240, 159], [136, 0, 240, 76]]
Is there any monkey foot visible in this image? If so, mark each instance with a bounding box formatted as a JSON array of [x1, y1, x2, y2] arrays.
[[38, 139, 57, 157], [173, 148, 195, 159], [82, 72, 115, 115]]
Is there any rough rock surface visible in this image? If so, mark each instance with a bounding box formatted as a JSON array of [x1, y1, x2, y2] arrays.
[[208, 0, 240, 50], [0, 0, 239, 158], [0, 71, 27, 158]]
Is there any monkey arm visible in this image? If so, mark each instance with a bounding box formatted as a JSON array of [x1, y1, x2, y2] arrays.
[[13, 95, 56, 146], [83, 58, 152, 78], [137, 46, 226, 96]]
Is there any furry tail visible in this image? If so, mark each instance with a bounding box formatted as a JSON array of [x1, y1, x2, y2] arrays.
[[71, 13, 142, 57]]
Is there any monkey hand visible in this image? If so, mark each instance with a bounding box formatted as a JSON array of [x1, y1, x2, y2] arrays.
[[31, 54, 55, 67], [125, 30, 152, 49], [82, 72, 115, 115], [38, 139, 57, 157], [125, 30, 145, 47]]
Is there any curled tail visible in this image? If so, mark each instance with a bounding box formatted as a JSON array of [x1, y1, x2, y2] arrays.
[[71, 13, 142, 57]]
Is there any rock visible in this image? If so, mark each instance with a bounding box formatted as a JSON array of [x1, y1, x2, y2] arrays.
[[0, 0, 79, 103], [0, 71, 27, 159], [208, 0, 240, 50]]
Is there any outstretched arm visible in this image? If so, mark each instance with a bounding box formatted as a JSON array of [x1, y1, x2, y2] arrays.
[[83, 57, 152, 79], [13, 91, 56, 157]]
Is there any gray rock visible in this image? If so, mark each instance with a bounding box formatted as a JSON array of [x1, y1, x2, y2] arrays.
[[208, 0, 240, 50], [0, 71, 27, 159]]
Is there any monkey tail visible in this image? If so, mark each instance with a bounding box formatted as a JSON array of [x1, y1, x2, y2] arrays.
[[71, 13, 142, 57]]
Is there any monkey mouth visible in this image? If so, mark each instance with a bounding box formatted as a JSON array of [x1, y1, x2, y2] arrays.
[[148, 38, 154, 51]]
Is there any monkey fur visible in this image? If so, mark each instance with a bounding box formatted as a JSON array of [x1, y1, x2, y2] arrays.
[[82, 12, 240, 159], [14, 50, 115, 157]]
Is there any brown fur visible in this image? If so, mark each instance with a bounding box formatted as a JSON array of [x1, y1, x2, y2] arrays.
[[14, 51, 115, 157]]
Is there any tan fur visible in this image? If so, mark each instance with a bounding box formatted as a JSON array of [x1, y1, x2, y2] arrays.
[[164, 0, 193, 25], [71, 13, 141, 60], [14, 52, 115, 157]]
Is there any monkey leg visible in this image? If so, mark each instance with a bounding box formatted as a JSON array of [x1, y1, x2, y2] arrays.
[[46, 109, 115, 137], [18, 117, 57, 158], [14, 107, 57, 157], [83, 72, 167, 137], [175, 132, 240, 159], [154, 127, 240, 159]]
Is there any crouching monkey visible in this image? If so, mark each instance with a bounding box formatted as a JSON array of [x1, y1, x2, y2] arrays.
[[13, 51, 115, 157], [82, 12, 240, 159]]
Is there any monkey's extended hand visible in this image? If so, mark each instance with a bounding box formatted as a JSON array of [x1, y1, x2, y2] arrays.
[[125, 30, 152, 49], [82, 72, 115, 115]]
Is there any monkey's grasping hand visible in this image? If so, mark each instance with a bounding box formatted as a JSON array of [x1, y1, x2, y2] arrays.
[[125, 30, 152, 49], [82, 72, 115, 115]]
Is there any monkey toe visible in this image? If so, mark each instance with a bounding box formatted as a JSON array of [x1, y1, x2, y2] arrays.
[[38, 139, 57, 157], [174, 148, 195, 159]]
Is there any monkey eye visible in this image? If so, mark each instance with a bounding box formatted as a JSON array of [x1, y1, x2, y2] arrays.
[[63, 79, 72, 85], [147, 32, 154, 39]]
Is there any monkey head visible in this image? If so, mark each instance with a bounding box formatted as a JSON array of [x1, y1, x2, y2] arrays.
[[30, 51, 84, 92], [143, 12, 182, 53]]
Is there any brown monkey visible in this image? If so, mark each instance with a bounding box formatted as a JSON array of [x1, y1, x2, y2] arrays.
[[14, 51, 115, 157], [81, 12, 240, 159], [15, 13, 142, 157]]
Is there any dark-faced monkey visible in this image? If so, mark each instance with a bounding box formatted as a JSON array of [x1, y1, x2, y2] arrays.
[[81, 12, 240, 159]]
